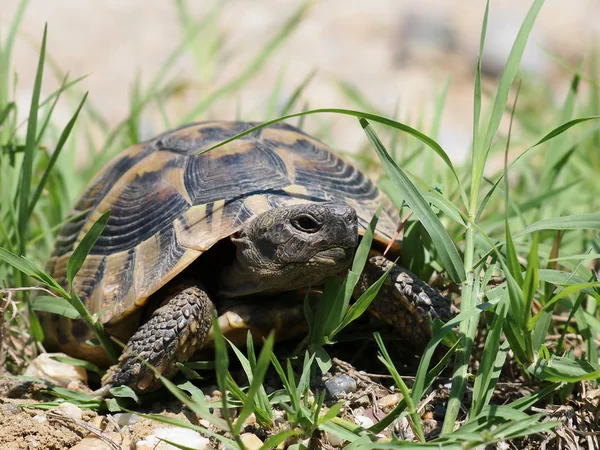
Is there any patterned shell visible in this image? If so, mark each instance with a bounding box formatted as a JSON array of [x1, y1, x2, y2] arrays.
[[47, 121, 399, 327]]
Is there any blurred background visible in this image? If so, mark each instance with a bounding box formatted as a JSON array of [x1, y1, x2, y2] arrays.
[[3, 0, 600, 162]]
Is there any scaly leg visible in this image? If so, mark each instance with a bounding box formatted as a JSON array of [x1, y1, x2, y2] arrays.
[[100, 284, 213, 394], [355, 252, 452, 348]]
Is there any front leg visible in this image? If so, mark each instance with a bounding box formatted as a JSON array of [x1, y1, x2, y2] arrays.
[[100, 284, 213, 394], [355, 253, 451, 348]]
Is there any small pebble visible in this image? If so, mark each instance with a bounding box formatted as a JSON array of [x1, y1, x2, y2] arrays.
[[32, 414, 47, 424], [199, 419, 211, 428], [3, 403, 21, 415], [325, 430, 346, 447], [273, 410, 287, 427], [323, 374, 357, 400], [136, 427, 209, 450], [243, 413, 257, 427], [56, 402, 83, 421], [395, 417, 415, 440], [352, 395, 370, 408], [24, 353, 88, 388], [354, 415, 374, 428], [240, 433, 263, 450], [113, 412, 141, 427], [70, 436, 114, 450], [378, 393, 400, 409]]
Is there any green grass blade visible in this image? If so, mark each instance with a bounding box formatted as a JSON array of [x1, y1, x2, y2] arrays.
[[210, 311, 235, 436], [472, 0, 489, 153], [470, 300, 509, 418], [32, 296, 79, 319], [66, 210, 110, 285], [532, 115, 600, 147], [34, 72, 69, 147], [360, 119, 465, 283], [0, 247, 66, 295], [234, 332, 274, 434], [540, 68, 580, 192], [17, 24, 46, 255], [473, 0, 544, 196], [28, 92, 88, 217], [333, 261, 394, 334], [374, 332, 424, 442], [528, 355, 600, 382], [513, 213, 600, 238]]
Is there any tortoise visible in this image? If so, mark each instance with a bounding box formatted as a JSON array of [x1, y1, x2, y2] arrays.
[[42, 121, 451, 393]]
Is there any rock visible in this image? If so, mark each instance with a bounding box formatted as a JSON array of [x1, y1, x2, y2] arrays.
[[378, 393, 400, 409], [323, 374, 357, 400], [325, 430, 346, 447], [395, 417, 415, 440], [354, 415, 374, 428], [243, 413, 257, 427], [136, 427, 209, 450], [3, 403, 21, 415], [32, 414, 47, 424], [70, 436, 114, 450], [352, 395, 370, 408], [273, 410, 287, 428], [56, 402, 83, 421], [24, 353, 88, 388], [240, 433, 263, 450], [113, 412, 141, 427]]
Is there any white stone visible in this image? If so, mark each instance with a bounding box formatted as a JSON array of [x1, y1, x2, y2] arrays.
[[136, 427, 209, 450], [24, 353, 88, 388], [32, 414, 47, 424], [325, 430, 346, 447], [354, 415, 374, 428], [240, 433, 263, 450], [56, 402, 83, 421], [112, 412, 141, 427]]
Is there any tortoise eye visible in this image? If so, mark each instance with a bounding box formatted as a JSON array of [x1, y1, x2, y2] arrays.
[[292, 214, 321, 233]]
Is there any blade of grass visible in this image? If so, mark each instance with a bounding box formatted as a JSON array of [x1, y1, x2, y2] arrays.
[[28, 92, 88, 217], [233, 332, 274, 434], [360, 118, 465, 283], [17, 24, 46, 256]]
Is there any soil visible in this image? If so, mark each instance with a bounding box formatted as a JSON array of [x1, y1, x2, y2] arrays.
[[1, 352, 599, 450]]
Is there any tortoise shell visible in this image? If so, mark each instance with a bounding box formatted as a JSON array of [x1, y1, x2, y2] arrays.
[[44, 121, 400, 362]]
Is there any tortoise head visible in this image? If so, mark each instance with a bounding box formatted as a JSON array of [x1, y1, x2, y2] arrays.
[[219, 202, 358, 297]]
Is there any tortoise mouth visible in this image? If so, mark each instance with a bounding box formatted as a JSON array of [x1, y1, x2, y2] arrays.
[[313, 246, 354, 265]]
